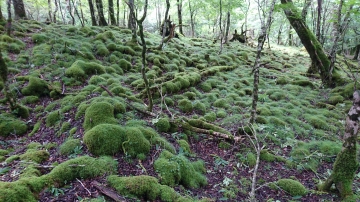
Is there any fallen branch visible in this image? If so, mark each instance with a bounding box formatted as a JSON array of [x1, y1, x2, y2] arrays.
[[76, 178, 91, 196], [91, 181, 125, 202], [100, 85, 114, 97]]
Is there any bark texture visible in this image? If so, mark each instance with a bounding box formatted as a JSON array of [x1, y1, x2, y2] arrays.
[[12, 0, 27, 20], [320, 91, 360, 200], [108, 0, 116, 25], [281, 0, 332, 87], [177, 0, 183, 35], [95, 0, 108, 26], [88, 0, 97, 26]]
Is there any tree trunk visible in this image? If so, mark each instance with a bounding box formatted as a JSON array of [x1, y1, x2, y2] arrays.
[[47, 0, 52, 22], [353, 45, 360, 60], [157, 0, 170, 49], [95, 0, 107, 26], [219, 0, 223, 53], [189, 1, 195, 37], [224, 11, 230, 44], [177, 0, 183, 35], [53, 0, 58, 23], [281, 0, 333, 87], [250, 0, 276, 124], [12, 0, 27, 20], [0, 5, 4, 22], [155, 0, 161, 30], [59, 0, 66, 23], [316, 0, 322, 40], [72, 0, 84, 26], [6, 0, 12, 36], [127, 0, 135, 29], [320, 91, 360, 200], [68, 0, 75, 25], [288, 25, 293, 46], [88, 0, 97, 25], [301, 0, 311, 21], [116, 0, 119, 26], [79, 0, 85, 26], [108, 0, 116, 25]]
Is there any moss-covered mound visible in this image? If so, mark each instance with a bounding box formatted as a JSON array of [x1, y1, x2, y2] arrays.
[[0, 114, 28, 137], [20, 149, 49, 163], [59, 138, 82, 155], [107, 175, 206, 202], [83, 124, 151, 158], [0, 156, 117, 202], [83, 102, 118, 131], [154, 150, 207, 188], [65, 60, 105, 80], [277, 179, 307, 196], [21, 77, 49, 97]]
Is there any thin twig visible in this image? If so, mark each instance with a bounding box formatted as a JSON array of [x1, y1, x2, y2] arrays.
[[76, 178, 91, 196]]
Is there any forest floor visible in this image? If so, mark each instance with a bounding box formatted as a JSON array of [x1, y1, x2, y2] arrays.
[[0, 20, 359, 202]]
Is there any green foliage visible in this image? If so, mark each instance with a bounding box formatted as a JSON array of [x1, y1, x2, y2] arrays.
[[46, 110, 61, 127], [20, 149, 49, 163], [65, 60, 105, 80], [83, 102, 118, 131], [246, 152, 256, 167], [204, 112, 216, 122], [155, 118, 171, 132]]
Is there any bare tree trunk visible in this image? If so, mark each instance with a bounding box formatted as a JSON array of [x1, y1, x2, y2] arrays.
[[301, 0, 311, 21], [224, 11, 230, 44], [59, 0, 66, 23], [53, 0, 58, 23], [116, 0, 119, 26], [158, 0, 170, 49], [95, 0, 107, 26], [79, 0, 85, 26], [123, 4, 126, 26], [6, 0, 12, 36], [67, 0, 75, 25], [189, 0, 195, 37], [316, 0, 322, 40], [12, 0, 27, 20], [48, 0, 52, 22], [320, 91, 360, 200], [177, 0, 183, 35], [288, 25, 293, 46], [219, 0, 223, 53], [281, 0, 333, 87], [108, 0, 116, 25], [155, 0, 161, 30], [127, 0, 134, 29], [88, 0, 97, 25], [71, 0, 84, 26], [353, 45, 360, 60], [250, 0, 276, 124]]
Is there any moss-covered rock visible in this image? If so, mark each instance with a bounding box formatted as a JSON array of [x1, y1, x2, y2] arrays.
[[65, 60, 105, 80], [21, 77, 49, 97], [0, 114, 28, 137], [108, 175, 200, 202], [177, 139, 191, 153], [46, 110, 61, 127], [154, 151, 207, 188], [178, 99, 193, 113], [154, 118, 171, 132], [20, 149, 49, 163], [277, 179, 307, 196], [83, 102, 118, 131], [59, 138, 81, 155]]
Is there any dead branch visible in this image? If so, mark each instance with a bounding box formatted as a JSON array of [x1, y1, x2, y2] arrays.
[[91, 181, 125, 202], [76, 178, 91, 196]]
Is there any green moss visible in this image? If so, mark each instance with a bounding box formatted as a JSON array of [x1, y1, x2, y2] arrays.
[[204, 112, 216, 122], [291, 80, 314, 88], [216, 110, 227, 118], [31, 33, 49, 43], [154, 151, 207, 188], [84, 124, 125, 155], [108, 175, 195, 201], [20, 149, 49, 163], [246, 152, 257, 167], [328, 95, 344, 105], [178, 99, 193, 113], [303, 114, 329, 130], [0, 149, 9, 156], [193, 101, 206, 115], [277, 179, 307, 196], [276, 77, 289, 85], [21, 77, 49, 97], [257, 107, 271, 116], [213, 98, 229, 108], [46, 110, 61, 127], [155, 118, 171, 132], [177, 139, 191, 153], [200, 82, 212, 92], [119, 59, 132, 71], [21, 96, 39, 104], [65, 60, 105, 80], [47, 156, 117, 186], [27, 142, 42, 149], [0, 114, 28, 137], [59, 138, 81, 155], [269, 116, 287, 126], [83, 102, 118, 131], [218, 141, 231, 149]]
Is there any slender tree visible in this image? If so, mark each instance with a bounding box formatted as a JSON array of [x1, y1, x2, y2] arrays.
[[127, 0, 135, 29], [158, 0, 170, 50], [301, 0, 311, 21], [72, 0, 84, 26], [116, 0, 120, 26], [88, 0, 97, 26], [189, 0, 195, 37], [250, 0, 276, 124], [320, 90, 360, 200], [68, 0, 75, 25], [95, 0, 108, 26], [53, 0, 58, 23], [108, 0, 116, 25], [224, 11, 230, 44], [12, 0, 27, 20], [177, 0, 183, 35], [48, 0, 52, 22], [6, 0, 12, 36]]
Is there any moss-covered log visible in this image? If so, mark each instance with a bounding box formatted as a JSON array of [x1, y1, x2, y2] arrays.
[[319, 90, 360, 200], [281, 0, 334, 87]]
